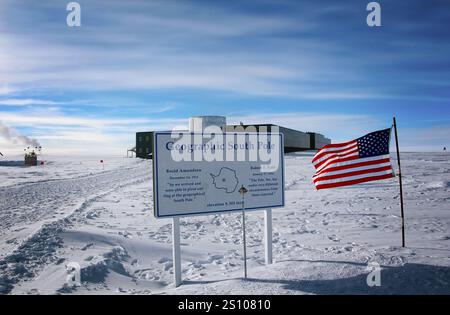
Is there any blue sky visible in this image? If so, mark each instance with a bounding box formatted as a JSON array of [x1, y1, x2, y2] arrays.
[[0, 0, 449, 155]]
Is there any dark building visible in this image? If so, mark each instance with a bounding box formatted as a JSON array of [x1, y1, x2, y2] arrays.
[[225, 124, 330, 153], [24, 151, 38, 166], [136, 131, 154, 159], [135, 116, 331, 159]]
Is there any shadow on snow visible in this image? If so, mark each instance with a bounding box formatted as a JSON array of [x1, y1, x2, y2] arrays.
[[184, 261, 450, 295]]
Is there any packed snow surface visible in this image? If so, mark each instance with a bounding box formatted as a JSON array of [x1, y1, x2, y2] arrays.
[[0, 153, 449, 295]]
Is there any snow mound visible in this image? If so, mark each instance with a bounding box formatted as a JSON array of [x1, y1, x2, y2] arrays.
[[81, 246, 130, 284], [425, 181, 450, 190]]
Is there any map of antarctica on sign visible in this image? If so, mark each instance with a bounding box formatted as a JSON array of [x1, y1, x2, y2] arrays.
[[153, 132, 285, 218], [210, 167, 239, 193]]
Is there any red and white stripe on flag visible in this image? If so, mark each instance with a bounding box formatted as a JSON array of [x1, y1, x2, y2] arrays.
[[312, 128, 395, 190]]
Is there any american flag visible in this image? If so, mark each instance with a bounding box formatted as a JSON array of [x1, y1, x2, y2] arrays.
[[312, 128, 395, 190]]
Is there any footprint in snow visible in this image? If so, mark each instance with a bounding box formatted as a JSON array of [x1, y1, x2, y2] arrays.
[[328, 235, 340, 242]]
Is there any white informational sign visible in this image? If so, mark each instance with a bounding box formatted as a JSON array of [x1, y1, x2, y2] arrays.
[[152, 132, 285, 218]]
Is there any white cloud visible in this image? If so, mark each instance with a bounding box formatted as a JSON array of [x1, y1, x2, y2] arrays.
[[0, 1, 385, 100], [0, 98, 60, 106], [398, 126, 450, 152], [0, 111, 171, 128], [0, 108, 190, 155], [0, 85, 16, 96]]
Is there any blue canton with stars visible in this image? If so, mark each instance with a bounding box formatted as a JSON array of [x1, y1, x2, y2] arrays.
[[357, 128, 391, 158]]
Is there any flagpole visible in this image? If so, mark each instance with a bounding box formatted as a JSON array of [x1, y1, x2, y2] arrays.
[[393, 117, 406, 248]]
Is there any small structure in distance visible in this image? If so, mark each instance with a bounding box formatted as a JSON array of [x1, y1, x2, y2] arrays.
[[24, 146, 41, 166]]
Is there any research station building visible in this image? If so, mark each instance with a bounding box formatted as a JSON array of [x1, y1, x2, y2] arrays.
[[135, 116, 331, 159]]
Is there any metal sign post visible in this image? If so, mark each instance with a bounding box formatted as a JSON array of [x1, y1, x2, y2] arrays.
[[239, 185, 248, 279], [264, 208, 273, 265], [172, 217, 182, 287]]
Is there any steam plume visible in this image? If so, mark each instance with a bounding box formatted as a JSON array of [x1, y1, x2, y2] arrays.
[[0, 121, 40, 147]]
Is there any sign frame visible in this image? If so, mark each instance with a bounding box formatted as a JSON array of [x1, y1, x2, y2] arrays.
[[152, 131, 285, 218]]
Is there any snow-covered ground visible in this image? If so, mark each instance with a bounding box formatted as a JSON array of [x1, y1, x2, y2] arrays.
[[0, 153, 449, 295]]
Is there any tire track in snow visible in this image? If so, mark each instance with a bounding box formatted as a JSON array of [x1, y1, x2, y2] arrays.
[[0, 163, 151, 259], [0, 167, 152, 294]]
